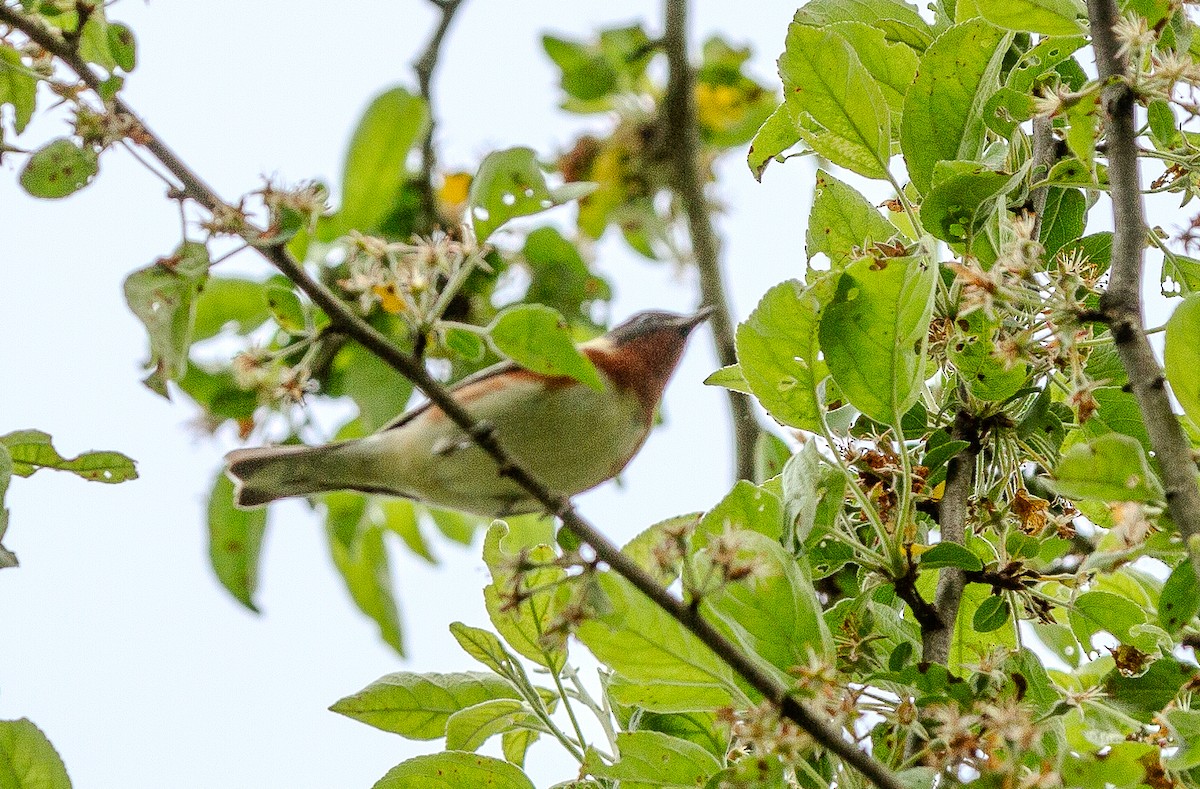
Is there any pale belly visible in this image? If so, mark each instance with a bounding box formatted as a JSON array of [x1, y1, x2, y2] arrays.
[[347, 376, 650, 515]]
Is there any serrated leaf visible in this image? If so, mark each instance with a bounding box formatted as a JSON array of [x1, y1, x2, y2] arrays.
[[920, 162, 1024, 253], [1165, 294, 1200, 428], [807, 170, 900, 267], [606, 674, 734, 713], [330, 671, 519, 738], [191, 277, 271, 341], [0, 429, 137, 483], [445, 699, 530, 752], [583, 731, 722, 787], [0, 718, 71, 789], [736, 277, 837, 432], [1159, 560, 1200, 634], [19, 138, 99, 199], [1070, 590, 1157, 652], [695, 480, 784, 546], [972, 595, 1010, 632], [948, 310, 1028, 402], [747, 102, 801, 181], [482, 522, 568, 671], [702, 364, 753, 395], [1048, 433, 1163, 503], [921, 541, 984, 571], [207, 471, 266, 611], [778, 24, 892, 179], [488, 304, 602, 390], [781, 441, 846, 547], [450, 622, 519, 677], [978, 0, 1085, 34], [372, 752, 534, 789], [792, 0, 934, 51], [622, 513, 700, 586], [901, 20, 1010, 194], [818, 252, 937, 425], [335, 87, 428, 234], [574, 573, 737, 701], [469, 147, 594, 242], [1006, 35, 1088, 93]]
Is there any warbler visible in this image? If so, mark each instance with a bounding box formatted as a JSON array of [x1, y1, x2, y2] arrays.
[[225, 308, 712, 516]]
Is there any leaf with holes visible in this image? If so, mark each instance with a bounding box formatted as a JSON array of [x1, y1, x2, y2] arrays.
[[0, 430, 137, 484], [469, 147, 595, 241], [19, 138, 99, 199], [807, 169, 901, 267]]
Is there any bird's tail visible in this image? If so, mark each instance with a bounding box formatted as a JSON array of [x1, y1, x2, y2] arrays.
[[225, 443, 354, 508]]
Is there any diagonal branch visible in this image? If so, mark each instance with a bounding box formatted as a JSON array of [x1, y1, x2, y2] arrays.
[[413, 0, 463, 232], [661, 0, 760, 482], [0, 7, 905, 788], [1086, 0, 1200, 579]]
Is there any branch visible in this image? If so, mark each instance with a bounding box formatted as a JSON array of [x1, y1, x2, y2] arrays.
[[661, 0, 759, 482], [412, 0, 463, 232], [922, 409, 979, 664], [1086, 0, 1200, 579], [0, 8, 906, 788]]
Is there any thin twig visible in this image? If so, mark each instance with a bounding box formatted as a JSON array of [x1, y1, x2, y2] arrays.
[[1086, 0, 1200, 579], [413, 0, 463, 232], [660, 0, 759, 482], [0, 8, 906, 788]]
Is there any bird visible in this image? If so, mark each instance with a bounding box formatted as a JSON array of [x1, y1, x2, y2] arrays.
[[225, 308, 713, 517]]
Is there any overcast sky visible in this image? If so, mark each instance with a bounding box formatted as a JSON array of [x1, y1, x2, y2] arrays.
[[2, 2, 809, 787]]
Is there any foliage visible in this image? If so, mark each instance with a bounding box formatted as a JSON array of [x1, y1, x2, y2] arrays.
[[10, 0, 1200, 787]]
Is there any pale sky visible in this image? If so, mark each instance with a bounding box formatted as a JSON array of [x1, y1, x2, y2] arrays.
[[2, 2, 807, 787]]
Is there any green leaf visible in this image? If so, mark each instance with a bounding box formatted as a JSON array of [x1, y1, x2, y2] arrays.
[[901, 20, 1010, 194], [1159, 560, 1200, 634], [778, 24, 892, 179], [450, 622, 521, 677], [0, 429, 137, 483], [0, 45, 36, 133], [107, 22, 137, 72], [0, 446, 14, 569], [1070, 590, 1156, 651], [574, 572, 737, 701], [948, 310, 1028, 402], [373, 752, 534, 789], [1035, 157, 1108, 189], [1040, 188, 1087, 259], [1162, 253, 1200, 296], [444, 699, 530, 752], [583, 731, 722, 786], [521, 226, 610, 326], [702, 364, 753, 395], [698, 530, 834, 672], [982, 86, 1035, 137], [265, 284, 306, 334], [606, 674, 734, 713], [826, 21, 919, 126], [972, 595, 1010, 632], [19, 138, 99, 199], [781, 441, 846, 547], [191, 277, 271, 341], [818, 252, 937, 425], [807, 170, 900, 267], [694, 480, 784, 547], [469, 147, 594, 242], [1048, 433, 1163, 503], [501, 728, 539, 769], [124, 241, 210, 394], [1006, 35, 1088, 93], [920, 162, 1024, 251], [482, 522, 568, 671], [1103, 656, 1196, 722], [736, 277, 837, 432], [792, 0, 934, 51], [0, 718, 71, 789], [747, 102, 801, 181], [335, 87, 428, 234], [334, 341, 415, 433], [951, 582, 1016, 670], [325, 492, 404, 655], [488, 304, 602, 390], [921, 541, 984, 571], [207, 471, 266, 611], [330, 671, 519, 738], [1165, 294, 1200, 428], [1165, 709, 1200, 769], [542, 35, 619, 102], [1062, 742, 1158, 789], [978, 0, 1084, 34], [622, 513, 700, 587], [378, 498, 433, 563]]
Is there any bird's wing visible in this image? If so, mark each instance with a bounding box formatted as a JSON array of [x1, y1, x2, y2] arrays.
[[377, 359, 521, 433]]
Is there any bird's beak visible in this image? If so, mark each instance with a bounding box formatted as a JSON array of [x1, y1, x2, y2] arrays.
[[678, 306, 715, 333]]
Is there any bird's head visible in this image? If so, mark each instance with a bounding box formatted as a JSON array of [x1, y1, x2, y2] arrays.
[[584, 307, 714, 416]]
